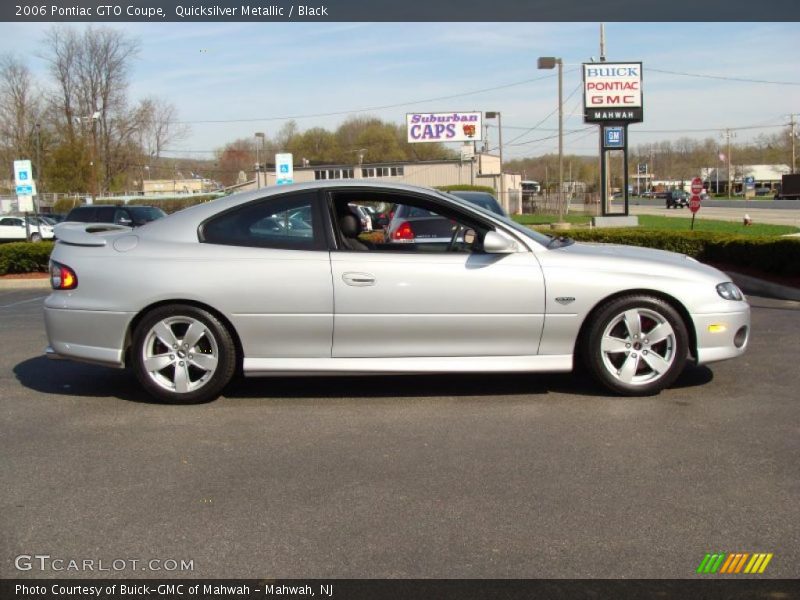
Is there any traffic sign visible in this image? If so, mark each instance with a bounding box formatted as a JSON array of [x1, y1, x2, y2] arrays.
[[690, 177, 703, 196], [689, 196, 701, 214]]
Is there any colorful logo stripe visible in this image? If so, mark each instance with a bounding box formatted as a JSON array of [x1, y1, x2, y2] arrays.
[[697, 553, 773, 574]]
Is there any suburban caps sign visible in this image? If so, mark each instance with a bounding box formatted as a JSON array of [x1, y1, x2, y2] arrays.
[[583, 62, 644, 123], [406, 112, 483, 143]]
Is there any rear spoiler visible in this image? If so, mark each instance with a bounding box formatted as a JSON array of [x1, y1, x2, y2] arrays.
[[54, 222, 131, 247]]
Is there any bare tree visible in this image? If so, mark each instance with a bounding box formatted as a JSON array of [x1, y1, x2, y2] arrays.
[[139, 96, 190, 158], [0, 54, 42, 176]]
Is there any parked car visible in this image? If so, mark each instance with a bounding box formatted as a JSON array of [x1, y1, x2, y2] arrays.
[[45, 181, 750, 404], [65, 205, 166, 227], [0, 215, 54, 242], [665, 190, 689, 209], [448, 191, 506, 217]]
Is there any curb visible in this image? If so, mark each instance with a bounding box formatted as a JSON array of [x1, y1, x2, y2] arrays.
[[725, 271, 800, 302], [0, 278, 50, 290]]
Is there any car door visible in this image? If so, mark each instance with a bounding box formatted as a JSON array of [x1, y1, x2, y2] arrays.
[[197, 190, 333, 359], [0, 217, 26, 240], [328, 191, 546, 358]]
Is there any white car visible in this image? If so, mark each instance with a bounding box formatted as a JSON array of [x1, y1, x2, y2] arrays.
[[0, 215, 54, 242]]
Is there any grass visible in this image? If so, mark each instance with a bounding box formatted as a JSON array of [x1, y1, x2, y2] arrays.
[[512, 213, 799, 237]]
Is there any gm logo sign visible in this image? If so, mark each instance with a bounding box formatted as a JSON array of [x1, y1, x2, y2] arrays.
[[697, 552, 773, 574], [603, 126, 624, 149]]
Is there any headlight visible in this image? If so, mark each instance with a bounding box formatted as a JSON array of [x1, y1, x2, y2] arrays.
[[716, 282, 744, 301]]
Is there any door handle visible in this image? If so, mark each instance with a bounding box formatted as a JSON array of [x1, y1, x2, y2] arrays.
[[342, 272, 376, 287]]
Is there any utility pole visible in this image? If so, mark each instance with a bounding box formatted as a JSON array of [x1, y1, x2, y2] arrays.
[[790, 113, 797, 174], [723, 128, 735, 197]]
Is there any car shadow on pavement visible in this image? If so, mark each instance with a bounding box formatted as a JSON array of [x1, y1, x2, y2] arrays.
[[13, 356, 154, 403], [14, 356, 715, 404]]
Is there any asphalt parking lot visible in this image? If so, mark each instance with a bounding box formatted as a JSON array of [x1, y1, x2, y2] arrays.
[[1, 288, 798, 579]]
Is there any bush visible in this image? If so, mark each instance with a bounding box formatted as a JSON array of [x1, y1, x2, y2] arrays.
[[564, 229, 800, 276], [52, 194, 225, 216], [437, 184, 497, 196], [0, 242, 54, 275]]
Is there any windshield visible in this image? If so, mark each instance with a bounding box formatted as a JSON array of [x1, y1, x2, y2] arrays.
[[437, 191, 553, 247]]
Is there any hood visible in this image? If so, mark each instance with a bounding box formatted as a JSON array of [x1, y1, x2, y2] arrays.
[[545, 241, 728, 282]]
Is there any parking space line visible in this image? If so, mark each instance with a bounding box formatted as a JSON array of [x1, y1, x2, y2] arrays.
[[0, 296, 46, 309]]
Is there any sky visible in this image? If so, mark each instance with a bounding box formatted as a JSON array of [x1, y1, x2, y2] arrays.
[[1, 21, 798, 162]]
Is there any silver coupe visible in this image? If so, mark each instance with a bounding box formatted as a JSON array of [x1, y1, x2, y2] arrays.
[[45, 181, 750, 403]]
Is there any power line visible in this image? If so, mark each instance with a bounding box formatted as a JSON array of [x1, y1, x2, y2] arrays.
[[172, 71, 574, 125], [648, 67, 800, 87]]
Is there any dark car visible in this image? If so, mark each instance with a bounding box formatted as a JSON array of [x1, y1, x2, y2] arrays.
[[448, 191, 506, 217], [665, 191, 689, 209], [65, 205, 166, 227]]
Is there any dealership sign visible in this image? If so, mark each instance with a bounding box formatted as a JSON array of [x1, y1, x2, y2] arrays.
[[406, 112, 482, 143], [583, 62, 643, 123]]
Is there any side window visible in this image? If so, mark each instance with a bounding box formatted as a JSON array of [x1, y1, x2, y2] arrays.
[[97, 207, 116, 222], [201, 192, 324, 250], [114, 209, 133, 225], [332, 193, 486, 254]]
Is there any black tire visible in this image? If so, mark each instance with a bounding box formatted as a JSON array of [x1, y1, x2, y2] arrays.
[[583, 295, 689, 396], [30, 233, 42, 242], [132, 304, 236, 404]]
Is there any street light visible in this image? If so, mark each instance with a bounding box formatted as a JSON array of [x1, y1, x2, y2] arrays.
[[537, 56, 565, 224], [254, 132, 265, 188], [485, 111, 504, 211]]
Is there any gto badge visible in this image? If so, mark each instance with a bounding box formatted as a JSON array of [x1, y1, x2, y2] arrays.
[[555, 297, 576, 305]]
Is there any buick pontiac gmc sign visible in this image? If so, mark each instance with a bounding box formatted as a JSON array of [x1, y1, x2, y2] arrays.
[[406, 112, 482, 143], [583, 63, 643, 123]]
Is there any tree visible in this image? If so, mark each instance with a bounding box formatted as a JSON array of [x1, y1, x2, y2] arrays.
[[139, 96, 190, 159], [42, 25, 141, 192], [0, 54, 42, 184]]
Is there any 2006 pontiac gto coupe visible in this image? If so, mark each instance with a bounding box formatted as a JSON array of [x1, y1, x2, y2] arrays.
[[45, 181, 749, 403]]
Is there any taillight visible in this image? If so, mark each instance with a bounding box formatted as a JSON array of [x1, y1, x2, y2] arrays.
[[393, 221, 415, 240], [50, 260, 78, 290]]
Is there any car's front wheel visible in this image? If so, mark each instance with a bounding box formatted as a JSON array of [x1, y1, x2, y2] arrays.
[[584, 295, 689, 396], [30, 232, 42, 242], [132, 304, 236, 404]]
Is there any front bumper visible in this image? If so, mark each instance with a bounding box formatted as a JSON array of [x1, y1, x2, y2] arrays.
[[692, 307, 751, 365]]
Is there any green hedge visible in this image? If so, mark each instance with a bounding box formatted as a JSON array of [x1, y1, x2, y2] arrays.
[[52, 194, 224, 216], [564, 229, 800, 276], [0, 242, 54, 275], [437, 184, 497, 196]]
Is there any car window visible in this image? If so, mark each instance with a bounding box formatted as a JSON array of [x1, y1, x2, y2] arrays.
[[332, 192, 487, 254], [201, 192, 324, 250], [66, 207, 94, 221], [0, 218, 22, 226], [97, 206, 116, 222], [128, 206, 167, 224]]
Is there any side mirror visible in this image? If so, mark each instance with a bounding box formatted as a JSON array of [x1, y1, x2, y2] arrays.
[[483, 231, 517, 254]]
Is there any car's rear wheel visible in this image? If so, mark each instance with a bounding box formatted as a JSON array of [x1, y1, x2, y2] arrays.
[[584, 295, 688, 396], [132, 305, 236, 404]]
